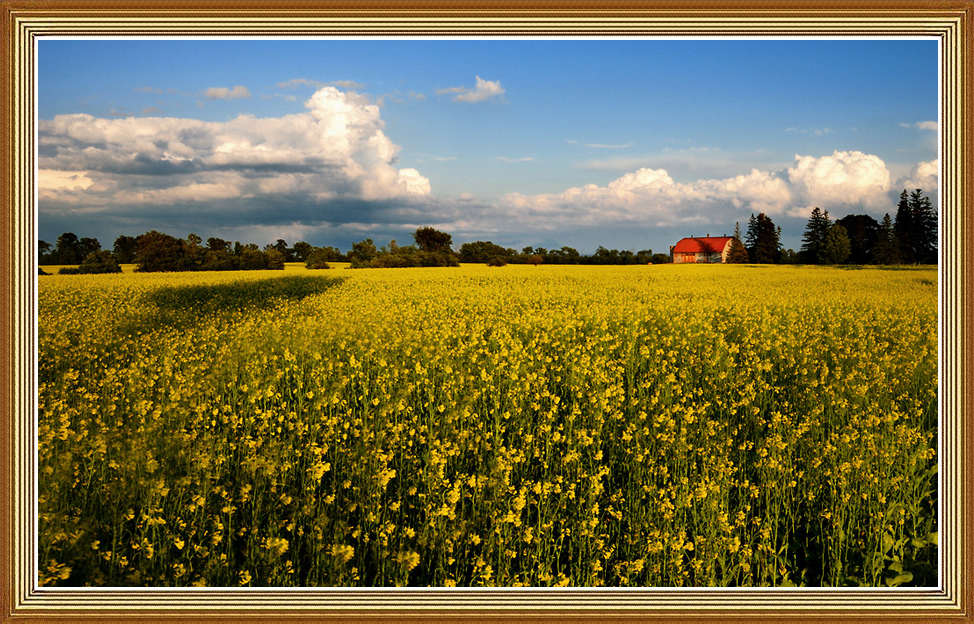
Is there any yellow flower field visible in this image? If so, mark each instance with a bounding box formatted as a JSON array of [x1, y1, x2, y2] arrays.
[[38, 264, 938, 587]]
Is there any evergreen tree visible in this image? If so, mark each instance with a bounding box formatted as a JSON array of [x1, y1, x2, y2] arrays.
[[779, 249, 800, 264], [748, 213, 780, 263], [726, 222, 749, 263], [818, 224, 852, 264], [744, 214, 758, 250], [894, 190, 914, 263], [835, 214, 879, 264], [799, 207, 832, 264], [909, 188, 937, 264], [872, 213, 900, 265]]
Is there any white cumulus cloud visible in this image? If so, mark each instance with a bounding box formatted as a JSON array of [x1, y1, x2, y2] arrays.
[[786, 150, 891, 213], [493, 150, 903, 230], [898, 159, 939, 193], [39, 86, 432, 218], [437, 76, 505, 103]]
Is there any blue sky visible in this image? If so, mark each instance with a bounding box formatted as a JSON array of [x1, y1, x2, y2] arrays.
[[38, 39, 938, 253]]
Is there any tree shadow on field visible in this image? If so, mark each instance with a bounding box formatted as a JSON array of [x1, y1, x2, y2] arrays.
[[120, 275, 345, 336], [148, 276, 344, 313]]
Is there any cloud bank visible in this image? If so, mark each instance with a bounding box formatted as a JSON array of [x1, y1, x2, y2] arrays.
[[40, 87, 432, 231], [39, 84, 936, 247], [497, 150, 935, 231]]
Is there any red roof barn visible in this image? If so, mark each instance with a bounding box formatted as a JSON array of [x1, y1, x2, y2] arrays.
[[671, 236, 734, 264]]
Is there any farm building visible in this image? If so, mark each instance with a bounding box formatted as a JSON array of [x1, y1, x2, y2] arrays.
[[671, 236, 734, 264]]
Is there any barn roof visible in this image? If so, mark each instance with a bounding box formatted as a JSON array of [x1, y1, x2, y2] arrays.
[[672, 236, 733, 253]]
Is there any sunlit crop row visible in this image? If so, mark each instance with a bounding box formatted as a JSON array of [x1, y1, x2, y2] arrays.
[[38, 264, 938, 587]]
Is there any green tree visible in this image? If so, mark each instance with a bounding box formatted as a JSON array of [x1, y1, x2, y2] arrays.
[[318, 246, 345, 261], [910, 189, 937, 264], [635, 249, 654, 264], [818, 224, 852, 264], [458, 241, 510, 263], [74, 250, 122, 274], [55, 232, 81, 264], [872, 213, 900, 265], [894, 190, 914, 263], [746, 213, 780, 263], [779, 248, 800, 264], [305, 248, 332, 269], [292, 241, 313, 262], [349, 239, 378, 266], [726, 222, 750, 263], [200, 249, 236, 271], [238, 248, 268, 270], [413, 227, 453, 253], [78, 237, 101, 259], [744, 214, 758, 250], [207, 237, 231, 253], [38, 240, 53, 264], [269, 239, 295, 262], [113, 235, 138, 264], [135, 230, 187, 272], [835, 214, 879, 264], [265, 249, 286, 269], [799, 207, 831, 264], [183, 233, 205, 267]]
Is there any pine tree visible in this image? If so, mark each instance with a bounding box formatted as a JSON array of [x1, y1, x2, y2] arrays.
[[818, 224, 851, 264], [909, 188, 937, 264], [799, 207, 832, 264], [894, 190, 914, 263], [726, 222, 750, 263], [745, 214, 758, 251], [748, 213, 780, 263], [872, 213, 900, 265]]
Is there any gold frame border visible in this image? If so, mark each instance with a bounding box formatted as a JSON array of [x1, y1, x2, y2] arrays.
[[1, 3, 970, 622]]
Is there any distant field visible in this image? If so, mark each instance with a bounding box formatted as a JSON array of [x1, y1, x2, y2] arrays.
[[38, 264, 938, 587]]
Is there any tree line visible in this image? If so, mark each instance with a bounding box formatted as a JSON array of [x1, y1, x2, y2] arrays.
[[39, 188, 935, 274], [796, 188, 936, 265], [722, 187, 936, 265], [39, 226, 672, 274], [41, 231, 290, 274]]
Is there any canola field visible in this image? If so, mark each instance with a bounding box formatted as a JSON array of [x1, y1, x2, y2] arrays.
[[38, 264, 938, 587]]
